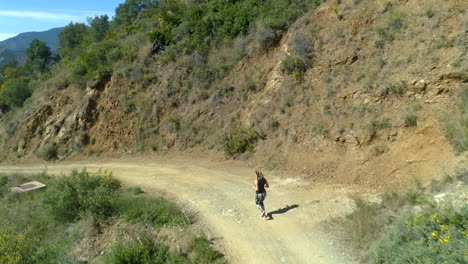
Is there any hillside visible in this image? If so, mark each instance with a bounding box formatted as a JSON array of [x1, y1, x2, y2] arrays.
[[0, 27, 62, 67], [0, 27, 63, 52], [0, 0, 467, 263], [0, 0, 467, 191], [0, 48, 25, 65]]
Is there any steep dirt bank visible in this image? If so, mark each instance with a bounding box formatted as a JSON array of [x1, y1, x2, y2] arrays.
[[0, 156, 370, 263]]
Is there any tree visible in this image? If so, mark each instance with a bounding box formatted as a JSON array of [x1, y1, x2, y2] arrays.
[[0, 78, 31, 108], [113, 0, 159, 27], [88, 15, 110, 42], [25, 39, 52, 73], [0, 61, 18, 85], [57, 22, 88, 58]]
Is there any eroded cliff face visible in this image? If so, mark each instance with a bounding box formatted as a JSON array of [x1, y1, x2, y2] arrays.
[[1, 0, 466, 189]]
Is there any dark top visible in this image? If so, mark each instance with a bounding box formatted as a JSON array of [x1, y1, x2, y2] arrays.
[[256, 178, 266, 194]]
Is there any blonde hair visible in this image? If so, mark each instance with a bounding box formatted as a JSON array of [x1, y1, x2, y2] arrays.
[[255, 170, 264, 180]]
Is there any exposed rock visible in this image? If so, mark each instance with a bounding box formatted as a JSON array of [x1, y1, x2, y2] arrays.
[[87, 74, 111, 90], [439, 72, 468, 82], [409, 79, 427, 93]]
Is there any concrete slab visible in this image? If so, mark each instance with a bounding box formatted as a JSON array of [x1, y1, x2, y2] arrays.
[[11, 181, 46, 192]]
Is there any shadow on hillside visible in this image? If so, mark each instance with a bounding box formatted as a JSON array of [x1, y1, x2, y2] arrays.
[[267, 204, 299, 220]]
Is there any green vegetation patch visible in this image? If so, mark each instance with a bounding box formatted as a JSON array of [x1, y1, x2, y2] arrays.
[[370, 207, 468, 264], [220, 126, 261, 156], [104, 237, 187, 264], [443, 87, 468, 153], [341, 171, 468, 263], [191, 236, 225, 264], [0, 170, 213, 264], [117, 196, 188, 228], [104, 235, 225, 264], [43, 169, 121, 222], [0, 226, 31, 264]]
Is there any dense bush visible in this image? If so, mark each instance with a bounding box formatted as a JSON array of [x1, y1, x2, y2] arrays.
[[0, 78, 31, 109], [43, 169, 121, 222], [72, 41, 116, 82], [220, 126, 261, 156]]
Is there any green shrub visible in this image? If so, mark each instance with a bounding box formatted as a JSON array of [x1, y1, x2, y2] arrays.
[[72, 41, 116, 82], [38, 144, 58, 161], [165, 116, 181, 133], [0, 175, 10, 197], [376, 27, 395, 42], [220, 126, 261, 156], [280, 55, 308, 78], [119, 96, 136, 113], [388, 11, 405, 30], [191, 237, 225, 264], [404, 114, 418, 127], [251, 23, 278, 53], [424, 8, 435, 18], [443, 88, 468, 152], [129, 186, 144, 195], [0, 78, 31, 108], [312, 121, 330, 137], [370, 207, 468, 264], [0, 175, 8, 187], [0, 227, 30, 264], [43, 169, 121, 222], [116, 196, 188, 228], [345, 197, 381, 246], [371, 117, 392, 130], [31, 240, 76, 264], [280, 34, 312, 78], [104, 237, 187, 264], [388, 82, 407, 96]]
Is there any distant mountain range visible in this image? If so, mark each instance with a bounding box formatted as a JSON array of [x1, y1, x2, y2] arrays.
[[0, 27, 63, 67]]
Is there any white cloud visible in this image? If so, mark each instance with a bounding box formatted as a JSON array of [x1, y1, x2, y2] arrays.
[[0, 9, 113, 23], [0, 10, 82, 21], [0, 33, 18, 41]]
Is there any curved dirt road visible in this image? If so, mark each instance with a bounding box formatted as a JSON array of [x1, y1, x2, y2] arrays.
[[0, 157, 360, 264]]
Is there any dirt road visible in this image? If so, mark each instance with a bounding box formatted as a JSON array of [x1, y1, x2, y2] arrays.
[[0, 157, 360, 264]]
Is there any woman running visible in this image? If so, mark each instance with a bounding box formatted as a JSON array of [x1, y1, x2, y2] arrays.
[[253, 170, 269, 219]]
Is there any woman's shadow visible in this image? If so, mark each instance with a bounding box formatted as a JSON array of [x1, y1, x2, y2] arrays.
[[267, 204, 299, 220]]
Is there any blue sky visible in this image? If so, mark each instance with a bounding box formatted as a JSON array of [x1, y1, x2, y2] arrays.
[[0, 0, 125, 41]]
